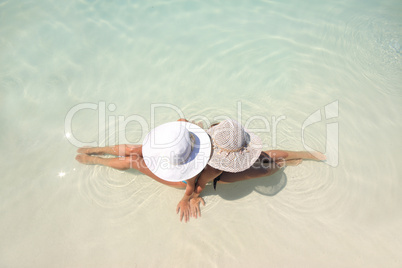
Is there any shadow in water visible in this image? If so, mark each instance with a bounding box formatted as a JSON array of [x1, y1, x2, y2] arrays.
[[202, 170, 287, 201], [125, 168, 287, 201]]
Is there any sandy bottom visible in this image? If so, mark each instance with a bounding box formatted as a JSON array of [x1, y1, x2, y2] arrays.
[[1, 0, 401, 267]]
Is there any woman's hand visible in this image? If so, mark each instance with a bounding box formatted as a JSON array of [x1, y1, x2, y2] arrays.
[[190, 197, 205, 218], [176, 200, 191, 223]]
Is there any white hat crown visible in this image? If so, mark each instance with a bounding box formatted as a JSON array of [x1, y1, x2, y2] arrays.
[[151, 125, 193, 165], [142, 121, 211, 182]]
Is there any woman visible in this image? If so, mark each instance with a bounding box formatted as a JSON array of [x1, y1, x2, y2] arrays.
[[187, 119, 325, 221], [76, 118, 325, 222], [76, 119, 211, 223]]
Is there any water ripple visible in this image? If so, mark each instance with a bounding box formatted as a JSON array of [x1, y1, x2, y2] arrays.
[[344, 15, 402, 96]]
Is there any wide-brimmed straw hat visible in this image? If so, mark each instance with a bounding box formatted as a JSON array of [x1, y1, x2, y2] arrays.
[[207, 119, 262, 173], [142, 121, 211, 182]]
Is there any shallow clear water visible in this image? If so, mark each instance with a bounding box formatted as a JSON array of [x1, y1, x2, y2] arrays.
[[1, 0, 401, 267]]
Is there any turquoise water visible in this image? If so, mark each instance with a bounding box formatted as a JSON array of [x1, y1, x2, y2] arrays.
[[1, 0, 401, 267]]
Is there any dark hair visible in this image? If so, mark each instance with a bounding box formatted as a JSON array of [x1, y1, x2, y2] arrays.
[[210, 122, 220, 128]]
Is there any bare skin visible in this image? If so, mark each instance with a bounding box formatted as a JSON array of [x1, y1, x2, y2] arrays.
[[188, 150, 326, 218], [76, 144, 197, 223], [76, 145, 326, 220], [76, 145, 187, 188], [75, 118, 326, 222]]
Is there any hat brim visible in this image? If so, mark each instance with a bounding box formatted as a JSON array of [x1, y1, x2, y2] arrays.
[[207, 126, 262, 173], [142, 122, 211, 182]]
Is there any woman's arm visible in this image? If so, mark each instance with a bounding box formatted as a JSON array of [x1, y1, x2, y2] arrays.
[[176, 176, 196, 222], [183, 176, 196, 200], [190, 165, 222, 218]]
